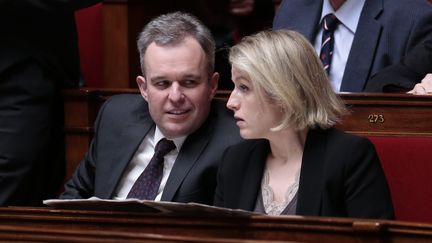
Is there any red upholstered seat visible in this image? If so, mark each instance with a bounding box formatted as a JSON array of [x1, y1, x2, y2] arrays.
[[369, 136, 432, 223], [75, 3, 103, 87]]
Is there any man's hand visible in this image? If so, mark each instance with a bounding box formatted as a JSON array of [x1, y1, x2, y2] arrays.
[[407, 73, 432, 95]]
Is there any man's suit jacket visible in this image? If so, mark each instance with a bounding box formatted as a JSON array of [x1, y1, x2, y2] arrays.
[[61, 94, 242, 205], [0, 0, 100, 206], [214, 128, 394, 219], [0, 0, 100, 87], [273, 0, 432, 92], [366, 40, 432, 92]]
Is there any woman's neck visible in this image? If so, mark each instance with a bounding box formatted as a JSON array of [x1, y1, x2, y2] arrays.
[[267, 128, 308, 165], [264, 128, 307, 203]]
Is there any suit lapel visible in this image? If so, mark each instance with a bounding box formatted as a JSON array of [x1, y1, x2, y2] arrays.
[[296, 128, 327, 216], [160, 106, 217, 201], [160, 130, 210, 201], [238, 140, 268, 211], [340, 0, 383, 91], [274, 0, 322, 42], [100, 114, 154, 198]]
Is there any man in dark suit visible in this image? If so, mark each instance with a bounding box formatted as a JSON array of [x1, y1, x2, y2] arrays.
[[0, 0, 100, 206], [365, 40, 432, 94], [273, 0, 432, 92], [60, 12, 242, 205]]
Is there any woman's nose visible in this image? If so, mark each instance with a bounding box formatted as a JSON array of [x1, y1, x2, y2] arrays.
[[226, 92, 239, 111]]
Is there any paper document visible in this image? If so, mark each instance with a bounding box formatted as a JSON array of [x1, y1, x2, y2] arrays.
[[43, 197, 257, 216]]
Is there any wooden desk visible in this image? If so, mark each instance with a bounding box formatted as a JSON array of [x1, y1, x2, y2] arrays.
[[63, 89, 432, 181], [338, 92, 432, 137], [1, 207, 432, 242]]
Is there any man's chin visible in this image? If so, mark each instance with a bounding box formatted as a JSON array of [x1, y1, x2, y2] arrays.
[[161, 125, 194, 139]]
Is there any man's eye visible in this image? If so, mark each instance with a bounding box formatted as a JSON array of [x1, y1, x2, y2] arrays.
[[182, 80, 198, 87], [154, 81, 170, 88]]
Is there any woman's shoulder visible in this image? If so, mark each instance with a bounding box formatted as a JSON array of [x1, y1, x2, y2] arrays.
[[307, 128, 380, 172], [221, 139, 269, 166], [220, 139, 269, 174], [227, 139, 268, 152], [313, 127, 375, 151]]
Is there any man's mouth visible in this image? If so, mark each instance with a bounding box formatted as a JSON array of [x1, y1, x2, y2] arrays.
[[167, 109, 190, 115]]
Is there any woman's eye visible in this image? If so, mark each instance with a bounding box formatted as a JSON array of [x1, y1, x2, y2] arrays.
[[239, 84, 249, 92]]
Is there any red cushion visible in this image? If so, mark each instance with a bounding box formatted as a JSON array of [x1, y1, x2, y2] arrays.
[[75, 3, 103, 87], [369, 136, 432, 223]]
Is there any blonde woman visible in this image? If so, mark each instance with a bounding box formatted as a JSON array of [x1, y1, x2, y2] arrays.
[[214, 30, 394, 219]]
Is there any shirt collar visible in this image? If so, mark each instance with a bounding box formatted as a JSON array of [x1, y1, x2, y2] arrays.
[[154, 126, 187, 152], [321, 0, 365, 33]]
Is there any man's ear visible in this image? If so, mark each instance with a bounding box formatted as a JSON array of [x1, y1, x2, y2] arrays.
[[209, 72, 219, 99], [136, 76, 149, 101]]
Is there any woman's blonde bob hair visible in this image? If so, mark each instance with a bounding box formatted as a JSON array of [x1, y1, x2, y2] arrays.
[[229, 29, 346, 130]]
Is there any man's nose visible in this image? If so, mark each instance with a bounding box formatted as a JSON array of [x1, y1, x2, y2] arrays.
[[168, 82, 184, 102]]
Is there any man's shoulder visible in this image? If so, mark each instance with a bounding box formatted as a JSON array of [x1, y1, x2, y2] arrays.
[[210, 99, 233, 117], [380, 0, 432, 15], [382, 0, 431, 8], [194, 99, 242, 145], [106, 93, 145, 104], [102, 94, 147, 112], [209, 100, 238, 131], [97, 94, 149, 122]]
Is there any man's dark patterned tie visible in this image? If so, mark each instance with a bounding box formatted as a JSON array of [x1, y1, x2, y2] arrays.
[[127, 138, 175, 200], [319, 13, 340, 75]]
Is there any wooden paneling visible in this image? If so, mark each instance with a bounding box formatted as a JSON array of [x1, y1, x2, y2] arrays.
[[100, 0, 274, 88], [102, 2, 131, 88], [102, 1, 179, 88], [338, 92, 432, 136]]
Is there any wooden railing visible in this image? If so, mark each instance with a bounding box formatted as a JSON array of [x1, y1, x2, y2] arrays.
[[337, 92, 432, 136], [1, 206, 432, 242]]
